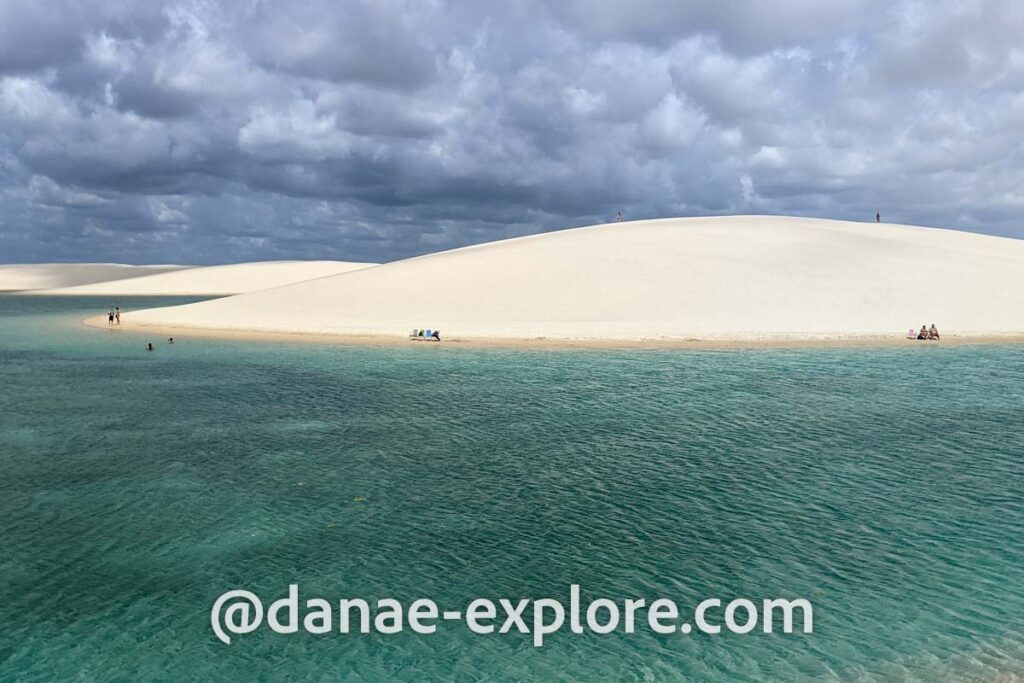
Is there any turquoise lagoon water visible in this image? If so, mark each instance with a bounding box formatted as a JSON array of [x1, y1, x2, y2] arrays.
[[1, 295, 1022, 682]]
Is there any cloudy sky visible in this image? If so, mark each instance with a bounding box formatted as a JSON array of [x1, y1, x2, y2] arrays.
[[1, 1, 1022, 264]]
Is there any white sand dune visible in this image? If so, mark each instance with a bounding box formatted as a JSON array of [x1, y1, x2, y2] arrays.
[[0, 263, 185, 292], [35, 260, 375, 296], [124, 216, 1024, 341]]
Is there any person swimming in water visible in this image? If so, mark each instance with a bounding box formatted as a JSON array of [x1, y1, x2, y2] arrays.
[[145, 343, 154, 351], [167, 337, 174, 344]]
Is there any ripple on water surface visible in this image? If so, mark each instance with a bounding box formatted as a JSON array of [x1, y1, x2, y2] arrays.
[[0, 296, 1022, 681]]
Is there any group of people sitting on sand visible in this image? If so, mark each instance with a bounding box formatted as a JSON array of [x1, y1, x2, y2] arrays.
[[410, 328, 441, 342], [908, 324, 940, 341]]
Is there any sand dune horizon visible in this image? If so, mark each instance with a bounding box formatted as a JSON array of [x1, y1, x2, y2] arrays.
[[0, 263, 186, 292], [30, 260, 376, 296], [116, 216, 1024, 343]]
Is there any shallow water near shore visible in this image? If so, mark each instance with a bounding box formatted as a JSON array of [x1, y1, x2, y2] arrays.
[[1, 295, 1023, 681]]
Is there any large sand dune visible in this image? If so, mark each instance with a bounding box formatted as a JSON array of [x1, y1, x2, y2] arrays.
[[0, 263, 184, 292], [124, 216, 1024, 342], [35, 260, 374, 296]]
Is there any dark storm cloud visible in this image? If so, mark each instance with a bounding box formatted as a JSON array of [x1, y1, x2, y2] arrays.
[[240, 1, 439, 89], [0, 0, 1022, 264], [0, 3, 87, 73], [541, 0, 885, 53]]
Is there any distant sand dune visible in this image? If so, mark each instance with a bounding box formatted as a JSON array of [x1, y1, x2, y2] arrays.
[[0, 263, 185, 292], [120, 216, 1024, 342], [32, 260, 375, 296]]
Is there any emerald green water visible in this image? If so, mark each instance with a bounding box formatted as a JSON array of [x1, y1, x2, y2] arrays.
[[1, 296, 1022, 681]]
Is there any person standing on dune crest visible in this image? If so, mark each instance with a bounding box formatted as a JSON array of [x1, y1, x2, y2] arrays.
[[876, 212, 881, 223]]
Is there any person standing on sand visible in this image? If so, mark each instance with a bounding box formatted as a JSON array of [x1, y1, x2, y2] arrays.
[[115, 306, 120, 325], [876, 212, 881, 223], [615, 211, 623, 222], [107, 309, 114, 326]]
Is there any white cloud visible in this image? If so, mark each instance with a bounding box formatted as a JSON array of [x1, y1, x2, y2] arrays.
[[0, 77, 77, 126], [238, 100, 354, 161]]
